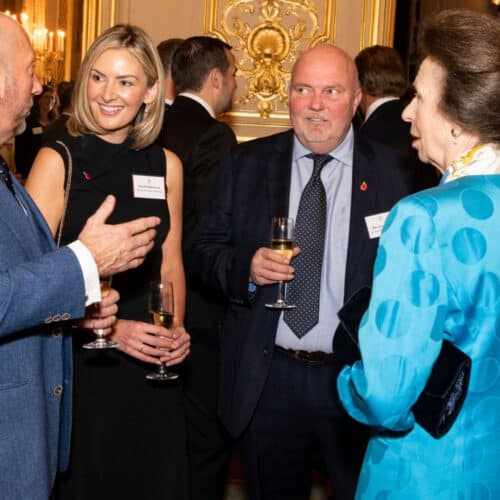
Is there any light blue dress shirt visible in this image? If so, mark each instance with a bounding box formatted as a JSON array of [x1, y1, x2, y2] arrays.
[[275, 126, 354, 352]]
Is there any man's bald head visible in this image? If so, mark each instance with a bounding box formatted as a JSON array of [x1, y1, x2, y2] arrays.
[[0, 14, 41, 144], [289, 43, 361, 153]]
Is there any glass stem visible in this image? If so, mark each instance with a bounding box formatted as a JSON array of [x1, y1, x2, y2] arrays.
[[276, 280, 286, 304], [158, 361, 167, 376]]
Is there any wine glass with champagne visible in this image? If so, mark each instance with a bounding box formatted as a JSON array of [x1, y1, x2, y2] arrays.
[[83, 276, 119, 349], [146, 281, 179, 381], [265, 217, 296, 309]]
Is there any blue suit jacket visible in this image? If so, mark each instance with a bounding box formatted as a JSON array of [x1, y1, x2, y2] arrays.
[[0, 175, 85, 499], [189, 130, 432, 438]]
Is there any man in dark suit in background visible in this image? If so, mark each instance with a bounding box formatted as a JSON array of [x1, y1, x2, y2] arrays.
[[159, 36, 237, 500], [355, 45, 439, 187], [189, 44, 432, 500], [156, 38, 184, 126]]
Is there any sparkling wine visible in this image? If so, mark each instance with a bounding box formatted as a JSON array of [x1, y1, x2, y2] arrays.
[[100, 280, 112, 298], [151, 311, 173, 329], [270, 238, 293, 260]]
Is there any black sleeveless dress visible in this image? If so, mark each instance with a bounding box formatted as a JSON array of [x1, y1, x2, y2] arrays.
[[50, 132, 188, 500]]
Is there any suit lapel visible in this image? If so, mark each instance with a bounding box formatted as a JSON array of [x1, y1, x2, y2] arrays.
[[1, 176, 56, 259], [344, 136, 381, 298], [266, 131, 294, 221]]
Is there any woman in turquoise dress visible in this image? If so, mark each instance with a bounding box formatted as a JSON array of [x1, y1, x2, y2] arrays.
[[26, 25, 190, 499], [337, 9, 500, 499]]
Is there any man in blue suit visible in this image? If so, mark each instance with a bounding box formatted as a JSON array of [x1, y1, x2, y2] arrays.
[[0, 14, 160, 499], [190, 44, 432, 499]]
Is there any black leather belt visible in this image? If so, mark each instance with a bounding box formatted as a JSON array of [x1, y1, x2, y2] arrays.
[[274, 345, 335, 365]]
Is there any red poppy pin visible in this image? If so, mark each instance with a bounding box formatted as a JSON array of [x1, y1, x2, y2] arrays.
[[360, 181, 368, 191], [82, 171, 91, 180]]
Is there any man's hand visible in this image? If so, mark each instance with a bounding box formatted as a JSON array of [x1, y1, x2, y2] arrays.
[[250, 246, 300, 286], [78, 288, 119, 335], [78, 195, 161, 277]]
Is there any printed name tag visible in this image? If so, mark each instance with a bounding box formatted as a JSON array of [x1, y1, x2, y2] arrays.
[[132, 175, 165, 200], [364, 212, 389, 239], [32, 126, 43, 135]]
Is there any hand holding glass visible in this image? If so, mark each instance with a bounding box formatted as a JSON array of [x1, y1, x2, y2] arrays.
[[83, 276, 119, 349], [265, 217, 296, 309], [146, 281, 179, 381]]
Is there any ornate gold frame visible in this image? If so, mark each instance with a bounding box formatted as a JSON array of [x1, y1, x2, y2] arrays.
[[205, 0, 337, 128], [81, 0, 117, 56]]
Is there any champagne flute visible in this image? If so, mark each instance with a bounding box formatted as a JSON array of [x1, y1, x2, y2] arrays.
[[83, 276, 119, 349], [146, 281, 179, 381], [265, 217, 296, 309]]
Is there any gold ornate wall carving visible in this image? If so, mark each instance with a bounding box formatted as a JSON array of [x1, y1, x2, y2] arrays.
[[205, 0, 336, 126]]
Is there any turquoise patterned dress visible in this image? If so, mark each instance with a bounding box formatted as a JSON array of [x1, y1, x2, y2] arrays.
[[338, 146, 500, 499]]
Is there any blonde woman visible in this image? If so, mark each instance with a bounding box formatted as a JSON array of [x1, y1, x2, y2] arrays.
[[26, 25, 190, 500]]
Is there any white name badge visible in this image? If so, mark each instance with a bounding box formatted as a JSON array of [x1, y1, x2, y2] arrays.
[[132, 175, 166, 200], [32, 126, 43, 135], [365, 211, 389, 239]]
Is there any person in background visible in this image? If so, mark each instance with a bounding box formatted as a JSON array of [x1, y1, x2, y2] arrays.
[[43, 80, 75, 143], [156, 37, 184, 140], [26, 24, 190, 500], [355, 44, 439, 188], [0, 14, 161, 499], [355, 45, 410, 150], [14, 84, 58, 179], [188, 43, 430, 500], [157, 38, 184, 109], [338, 9, 500, 499], [159, 36, 237, 500]]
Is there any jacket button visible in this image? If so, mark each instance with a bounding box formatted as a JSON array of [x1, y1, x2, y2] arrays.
[[52, 314, 62, 322], [53, 385, 63, 396], [52, 327, 63, 337], [44, 316, 53, 324], [61, 313, 71, 320], [263, 349, 269, 356]]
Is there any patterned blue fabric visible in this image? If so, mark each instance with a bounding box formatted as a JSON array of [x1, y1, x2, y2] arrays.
[[338, 175, 500, 499]]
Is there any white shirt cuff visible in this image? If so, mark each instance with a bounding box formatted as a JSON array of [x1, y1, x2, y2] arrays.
[[68, 240, 101, 306]]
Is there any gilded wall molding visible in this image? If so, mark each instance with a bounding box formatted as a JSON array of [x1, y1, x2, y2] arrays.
[[81, 0, 117, 56], [205, 0, 337, 126], [361, 0, 396, 49]]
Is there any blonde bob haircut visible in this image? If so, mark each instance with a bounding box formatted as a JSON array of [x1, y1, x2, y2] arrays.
[[68, 24, 165, 150]]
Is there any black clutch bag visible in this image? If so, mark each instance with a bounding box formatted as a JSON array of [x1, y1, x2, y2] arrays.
[[334, 286, 471, 438]]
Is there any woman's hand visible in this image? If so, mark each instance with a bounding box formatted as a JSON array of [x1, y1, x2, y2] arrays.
[[159, 326, 190, 366], [110, 319, 190, 365], [77, 288, 119, 336]]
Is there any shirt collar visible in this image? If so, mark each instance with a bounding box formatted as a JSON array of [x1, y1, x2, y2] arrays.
[[292, 125, 355, 168], [178, 92, 216, 118], [364, 96, 399, 122]]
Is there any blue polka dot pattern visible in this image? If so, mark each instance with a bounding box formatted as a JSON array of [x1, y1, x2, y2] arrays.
[[337, 176, 500, 500], [471, 272, 500, 309], [400, 215, 435, 254], [383, 205, 398, 233], [461, 190, 494, 220], [470, 358, 500, 394], [374, 246, 387, 277], [375, 300, 404, 338], [452, 228, 487, 264], [406, 270, 440, 307], [417, 195, 439, 217]]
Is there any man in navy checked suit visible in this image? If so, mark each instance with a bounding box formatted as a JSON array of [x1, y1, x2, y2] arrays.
[[190, 44, 433, 500]]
